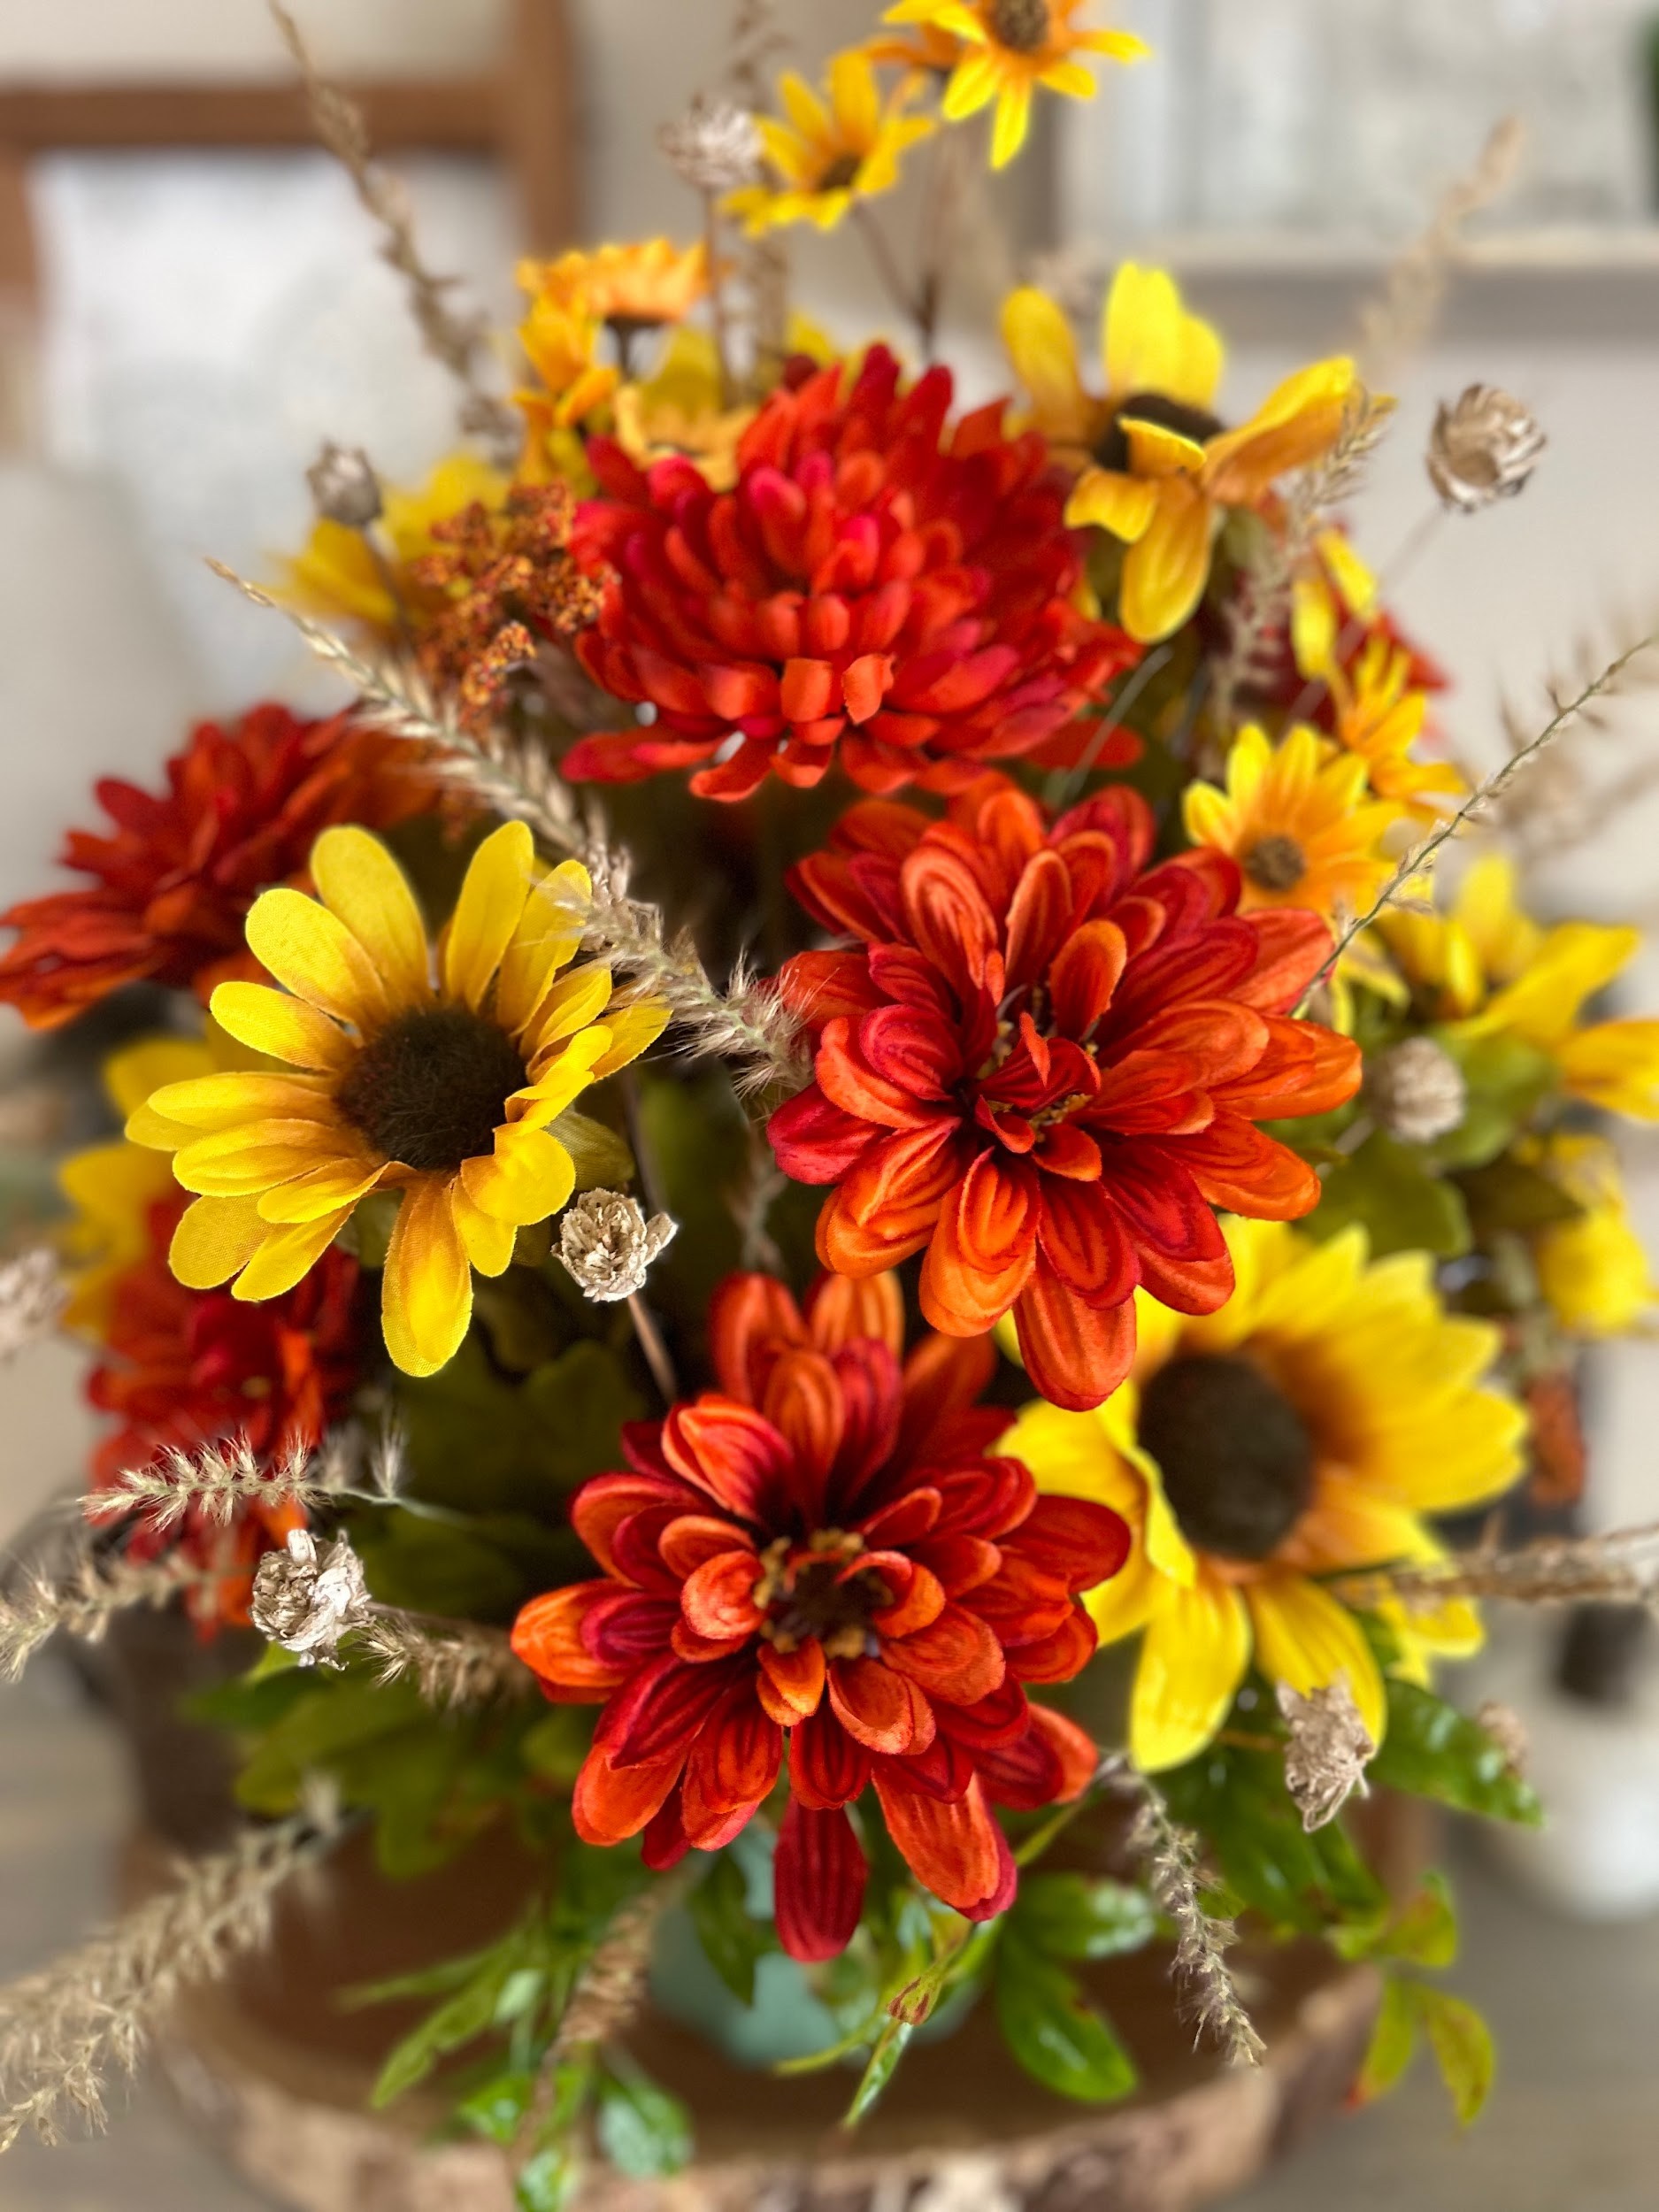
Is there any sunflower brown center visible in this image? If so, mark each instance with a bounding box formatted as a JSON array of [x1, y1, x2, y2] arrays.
[[1093, 392, 1227, 474], [1241, 833, 1308, 894], [1139, 1354, 1316, 1562], [818, 150, 864, 193], [755, 1532, 892, 1660], [335, 1007, 526, 1173], [991, 0, 1051, 51]]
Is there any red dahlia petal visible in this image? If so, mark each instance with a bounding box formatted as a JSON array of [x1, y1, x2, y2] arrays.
[[788, 1704, 872, 1809], [774, 1802, 868, 1963], [872, 1770, 1017, 1920]]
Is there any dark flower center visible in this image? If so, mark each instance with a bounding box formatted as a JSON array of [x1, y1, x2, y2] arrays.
[[1241, 833, 1307, 894], [336, 1007, 526, 1172], [991, 0, 1051, 51], [756, 1532, 891, 1660], [1094, 391, 1226, 474], [818, 151, 864, 194], [1139, 1353, 1316, 1562]]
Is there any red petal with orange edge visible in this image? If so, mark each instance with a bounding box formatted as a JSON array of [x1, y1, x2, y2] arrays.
[[758, 1638, 826, 1721], [869, 1556, 946, 1640], [658, 1513, 757, 1580], [1013, 1270, 1137, 1413], [595, 1650, 746, 1766], [1031, 1704, 1101, 1800], [777, 949, 887, 1027], [1035, 1180, 1139, 1302], [804, 1270, 904, 1355], [828, 1656, 935, 1756], [936, 1676, 1030, 1749], [681, 1682, 782, 1822], [768, 1086, 875, 1185], [760, 1348, 845, 1495], [920, 1156, 1040, 1335], [1048, 919, 1129, 1035], [1233, 907, 1333, 1011], [1004, 849, 1074, 991], [1151, 1117, 1322, 1220], [571, 1474, 690, 1581], [572, 1746, 683, 1845], [641, 1791, 691, 1870], [873, 1770, 1016, 1919], [1011, 1495, 1133, 1591], [775, 1802, 867, 1962], [680, 1551, 764, 1641], [1004, 1605, 1097, 1683], [789, 1705, 871, 1809], [885, 1603, 1007, 1705], [661, 1396, 794, 1519], [511, 1583, 634, 1696], [709, 1271, 806, 1401]]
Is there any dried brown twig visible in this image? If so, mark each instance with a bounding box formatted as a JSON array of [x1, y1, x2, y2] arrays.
[[0, 1793, 344, 2150], [267, 3, 517, 453], [1356, 117, 1527, 384], [1494, 619, 1659, 858], [1337, 1521, 1659, 1613]]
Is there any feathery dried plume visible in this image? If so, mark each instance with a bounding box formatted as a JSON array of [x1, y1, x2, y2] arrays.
[[250, 1527, 373, 1668], [1336, 1519, 1659, 1612], [1111, 1766, 1265, 2067], [558, 1190, 677, 1302], [1365, 1037, 1468, 1145], [0, 1249, 65, 1363], [0, 1797, 342, 2150], [1356, 116, 1526, 384], [0, 1550, 225, 1683], [1428, 385, 1546, 513], [82, 1434, 333, 1536], [304, 439, 382, 529], [658, 96, 761, 193], [1277, 1677, 1375, 1833], [266, 3, 516, 453], [354, 1612, 531, 1708], [1313, 634, 1657, 992]]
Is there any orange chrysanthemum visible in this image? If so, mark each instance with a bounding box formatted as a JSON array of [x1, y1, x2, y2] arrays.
[[767, 778, 1360, 1412], [512, 1269, 1124, 1955], [565, 345, 1138, 800], [0, 705, 431, 1028]]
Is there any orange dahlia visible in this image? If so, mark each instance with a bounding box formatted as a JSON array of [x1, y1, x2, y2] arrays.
[[0, 705, 430, 1028], [564, 345, 1138, 800], [87, 1189, 366, 1627], [511, 1269, 1124, 1956], [767, 778, 1360, 1412]]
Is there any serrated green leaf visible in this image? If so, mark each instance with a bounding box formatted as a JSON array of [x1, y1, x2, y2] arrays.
[[1352, 1974, 1420, 2105], [1369, 1682, 1542, 1827], [687, 1851, 775, 2006], [995, 1933, 1138, 2104], [1012, 1874, 1158, 1962], [595, 2064, 694, 2177], [1415, 1985, 1495, 2126]]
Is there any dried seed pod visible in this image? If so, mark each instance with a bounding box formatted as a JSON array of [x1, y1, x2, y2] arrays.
[[1366, 1035, 1468, 1145], [1427, 385, 1545, 512], [657, 97, 763, 194], [1278, 1675, 1375, 1832], [558, 1189, 677, 1302], [305, 440, 383, 529], [250, 1527, 371, 1668]]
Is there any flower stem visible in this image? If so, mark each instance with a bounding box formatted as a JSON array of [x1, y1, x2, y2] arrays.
[[703, 189, 736, 408], [627, 1294, 679, 1404], [853, 201, 927, 351]]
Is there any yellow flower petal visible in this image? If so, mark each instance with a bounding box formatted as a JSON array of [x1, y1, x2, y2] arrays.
[[459, 1124, 577, 1225], [139, 1071, 336, 1133], [442, 820, 536, 1014], [1247, 1574, 1387, 1747], [452, 1180, 517, 1277], [942, 47, 1001, 121], [1118, 479, 1213, 642], [589, 998, 670, 1079], [232, 1208, 356, 1302], [246, 886, 391, 1032], [104, 1038, 215, 1120], [1002, 288, 1090, 448], [171, 1119, 342, 1197], [256, 1156, 385, 1225], [169, 1194, 267, 1289], [1103, 264, 1221, 409], [309, 826, 434, 1013], [1203, 357, 1361, 504], [211, 981, 353, 1074], [989, 81, 1033, 168], [1121, 417, 1208, 480], [495, 860, 591, 1039], [1559, 1018, 1659, 1119], [381, 1178, 473, 1378], [1131, 1570, 1251, 1771], [1065, 467, 1159, 543], [524, 964, 614, 1058], [515, 1026, 614, 1125], [828, 49, 880, 142]]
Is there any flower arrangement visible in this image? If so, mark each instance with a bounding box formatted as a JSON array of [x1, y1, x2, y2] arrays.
[[1, 0, 1657, 2193]]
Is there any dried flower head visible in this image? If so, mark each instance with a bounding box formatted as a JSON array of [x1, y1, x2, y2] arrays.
[[1477, 1698, 1529, 1778], [558, 1189, 676, 1302], [250, 1527, 371, 1668], [1365, 1035, 1468, 1145], [658, 96, 762, 194], [0, 1248, 65, 1363], [1277, 1674, 1375, 1832], [1427, 385, 1546, 513], [305, 440, 383, 530]]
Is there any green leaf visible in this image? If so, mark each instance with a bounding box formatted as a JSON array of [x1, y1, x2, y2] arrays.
[[371, 1970, 510, 2108], [1456, 1156, 1585, 1239], [457, 2069, 535, 2147], [636, 1069, 750, 1310], [1162, 1740, 1386, 1935], [1012, 1874, 1158, 1962], [1353, 1974, 1420, 2105], [1428, 1032, 1557, 1172], [1309, 1129, 1471, 1260], [595, 2064, 694, 2177], [844, 2016, 914, 2125], [687, 1851, 775, 2007], [516, 2146, 580, 2212], [994, 1933, 1137, 2104], [1415, 1985, 1495, 2126], [1333, 1871, 1459, 1969], [1368, 1682, 1543, 1827], [549, 1108, 634, 1193]]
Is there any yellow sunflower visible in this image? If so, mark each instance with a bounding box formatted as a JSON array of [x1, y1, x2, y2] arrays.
[[1007, 1218, 1528, 1771], [521, 240, 710, 336], [726, 52, 934, 234], [1377, 853, 1659, 1121], [127, 823, 667, 1379], [864, 19, 966, 78], [1182, 724, 1405, 923], [1530, 1133, 1655, 1338], [1065, 348, 1363, 644], [882, 0, 1146, 168], [1326, 636, 1464, 824], [610, 327, 756, 493], [283, 450, 508, 634]]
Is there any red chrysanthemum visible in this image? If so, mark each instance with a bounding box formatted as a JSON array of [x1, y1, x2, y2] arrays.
[[511, 1271, 1125, 1957], [766, 777, 1362, 1413], [88, 1193, 367, 1627], [563, 346, 1140, 801], [0, 703, 433, 1027]]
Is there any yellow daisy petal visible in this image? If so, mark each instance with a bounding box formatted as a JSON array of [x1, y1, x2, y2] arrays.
[[1002, 287, 1090, 448], [171, 1119, 342, 1198], [1118, 479, 1213, 642], [589, 999, 670, 1079], [942, 47, 1002, 120], [381, 1177, 473, 1378], [828, 49, 880, 142], [1131, 1570, 1252, 1771], [459, 1124, 577, 1226], [139, 1071, 336, 1133], [169, 1194, 268, 1290], [246, 886, 391, 1032], [515, 1026, 614, 1125], [232, 1208, 356, 1302], [452, 1180, 517, 1278], [990, 80, 1034, 169], [1065, 467, 1159, 543], [442, 820, 536, 1014], [1203, 357, 1361, 504], [1247, 1574, 1387, 1747], [211, 981, 353, 1074], [255, 1156, 386, 1225], [495, 860, 591, 1039], [104, 1038, 215, 1121], [523, 964, 614, 1058], [309, 826, 434, 1013]]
